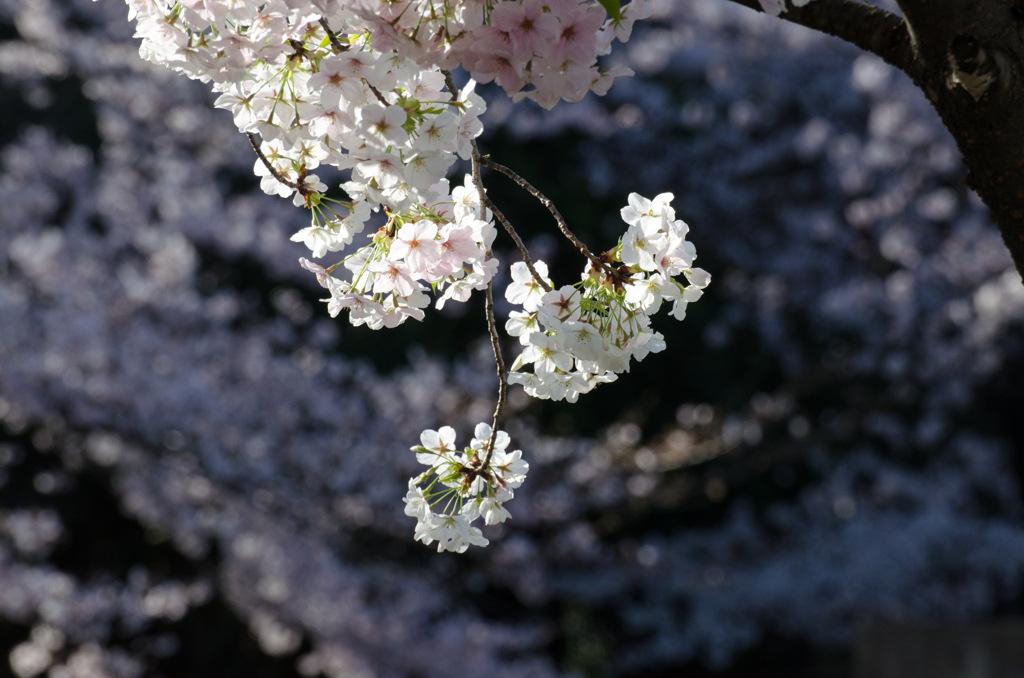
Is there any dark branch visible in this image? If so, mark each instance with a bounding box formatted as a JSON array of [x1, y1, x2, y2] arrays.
[[723, 0, 919, 77], [470, 141, 552, 293], [481, 281, 507, 468]]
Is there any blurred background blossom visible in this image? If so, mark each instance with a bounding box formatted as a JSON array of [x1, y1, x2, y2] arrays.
[[0, 0, 1022, 676]]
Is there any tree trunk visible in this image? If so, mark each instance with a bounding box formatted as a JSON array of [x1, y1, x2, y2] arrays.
[[727, 0, 1024, 278]]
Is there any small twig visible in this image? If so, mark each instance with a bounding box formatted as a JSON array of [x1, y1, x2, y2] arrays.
[[441, 69, 459, 100], [486, 196, 552, 293], [471, 141, 551, 293], [480, 157, 606, 273], [441, 70, 468, 114], [317, 17, 347, 54], [366, 81, 389, 105], [481, 280, 507, 468], [247, 132, 304, 193]]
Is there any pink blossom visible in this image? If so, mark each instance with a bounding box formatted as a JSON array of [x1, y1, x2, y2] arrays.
[[438, 224, 478, 267], [355, 150, 405, 189], [307, 109, 353, 142], [307, 54, 372, 109], [470, 32, 527, 94], [390, 220, 441, 275], [491, 0, 560, 59], [381, 293, 428, 327], [546, 3, 605, 66], [357, 104, 410, 149]]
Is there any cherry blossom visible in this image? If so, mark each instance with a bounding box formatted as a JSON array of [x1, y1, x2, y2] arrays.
[[119, 0, 711, 553]]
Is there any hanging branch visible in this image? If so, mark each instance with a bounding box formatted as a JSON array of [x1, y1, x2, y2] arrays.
[[480, 280, 507, 468], [439, 68, 542, 463]]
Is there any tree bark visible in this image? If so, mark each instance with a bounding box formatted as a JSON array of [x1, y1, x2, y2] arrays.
[[724, 0, 1024, 279]]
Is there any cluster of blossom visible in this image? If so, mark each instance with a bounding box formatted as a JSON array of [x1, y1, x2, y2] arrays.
[[403, 424, 529, 552], [434, 0, 645, 107], [296, 175, 498, 327], [504, 193, 711, 401], [130, 0, 496, 317], [131, 0, 646, 109], [124, 0, 645, 328]]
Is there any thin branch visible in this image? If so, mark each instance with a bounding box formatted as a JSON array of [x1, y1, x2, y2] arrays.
[[722, 0, 919, 78], [479, 157, 607, 274], [486, 194, 553, 293], [247, 132, 304, 193], [441, 69, 470, 115], [481, 280, 507, 468], [318, 17, 348, 54], [471, 141, 552, 293]]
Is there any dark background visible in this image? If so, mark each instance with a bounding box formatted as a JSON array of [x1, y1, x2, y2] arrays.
[[0, 0, 1022, 676]]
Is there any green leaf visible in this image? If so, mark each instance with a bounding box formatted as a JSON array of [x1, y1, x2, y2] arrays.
[[401, 114, 417, 136], [596, 0, 621, 23]]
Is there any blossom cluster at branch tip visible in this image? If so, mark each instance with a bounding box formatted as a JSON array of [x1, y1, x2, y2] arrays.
[[505, 192, 710, 401], [404, 424, 528, 552]]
